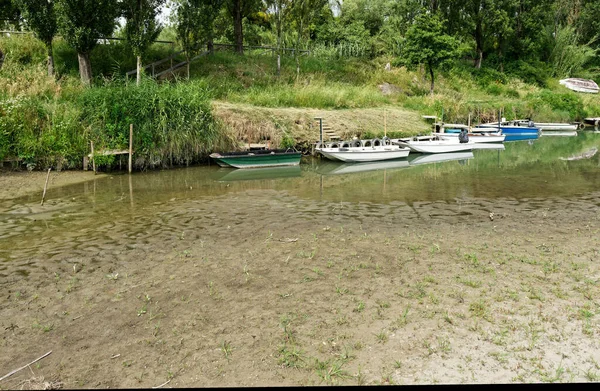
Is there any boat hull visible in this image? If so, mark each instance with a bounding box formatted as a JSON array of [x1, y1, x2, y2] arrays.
[[210, 151, 302, 169], [475, 124, 539, 142], [438, 133, 505, 143], [316, 146, 410, 162]]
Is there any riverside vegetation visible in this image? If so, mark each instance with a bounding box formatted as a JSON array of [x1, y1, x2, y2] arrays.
[[1, 33, 600, 171]]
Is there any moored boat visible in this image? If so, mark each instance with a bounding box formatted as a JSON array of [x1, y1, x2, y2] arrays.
[[474, 121, 540, 142], [433, 123, 505, 143], [559, 78, 599, 94], [316, 145, 410, 162], [209, 149, 302, 169], [394, 136, 505, 154]]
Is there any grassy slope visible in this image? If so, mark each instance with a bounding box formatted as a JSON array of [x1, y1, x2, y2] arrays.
[[185, 51, 600, 147]]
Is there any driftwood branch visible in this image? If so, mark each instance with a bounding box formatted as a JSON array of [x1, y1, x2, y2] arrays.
[[0, 351, 52, 382]]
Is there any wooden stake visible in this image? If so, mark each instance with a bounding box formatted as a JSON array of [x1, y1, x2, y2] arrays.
[[41, 168, 51, 206], [0, 351, 52, 382], [91, 141, 96, 174], [128, 124, 133, 174], [384, 110, 387, 137]]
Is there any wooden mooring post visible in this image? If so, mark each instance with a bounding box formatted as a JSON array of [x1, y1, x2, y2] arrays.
[[128, 124, 133, 174]]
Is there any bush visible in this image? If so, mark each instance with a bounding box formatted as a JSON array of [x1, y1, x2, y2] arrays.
[[505, 60, 550, 87], [78, 80, 221, 168]]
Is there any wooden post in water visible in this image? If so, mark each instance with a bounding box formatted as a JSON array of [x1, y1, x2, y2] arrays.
[[90, 141, 96, 174], [41, 168, 51, 206], [128, 124, 133, 174]]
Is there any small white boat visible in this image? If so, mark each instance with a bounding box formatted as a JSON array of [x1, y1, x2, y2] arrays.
[[511, 119, 579, 132], [316, 145, 410, 162], [559, 78, 599, 94], [394, 136, 505, 154], [409, 152, 474, 166], [433, 123, 505, 143]]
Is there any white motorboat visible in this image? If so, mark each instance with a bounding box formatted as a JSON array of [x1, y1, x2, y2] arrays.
[[409, 151, 474, 166], [316, 145, 410, 162], [432, 123, 505, 143], [394, 136, 505, 154]]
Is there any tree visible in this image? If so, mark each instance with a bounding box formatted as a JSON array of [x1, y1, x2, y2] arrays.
[[15, 0, 58, 77], [122, 0, 165, 85], [55, 0, 120, 86], [265, 0, 292, 75], [175, 0, 223, 78], [290, 0, 327, 77], [225, 0, 260, 54], [401, 12, 457, 94], [0, 0, 21, 30]]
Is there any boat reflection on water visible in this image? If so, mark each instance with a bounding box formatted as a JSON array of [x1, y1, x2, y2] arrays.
[[407, 151, 474, 166], [315, 159, 410, 175], [215, 165, 302, 181]]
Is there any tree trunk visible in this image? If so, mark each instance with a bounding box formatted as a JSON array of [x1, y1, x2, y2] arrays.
[[208, 39, 214, 55], [474, 14, 483, 69], [295, 19, 303, 80], [429, 62, 435, 95], [233, 0, 243, 54], [186, 55, 190, 80], [46, 42, 54, 77], [136, 55, 142, 86], [77, 52, 92, 86], [0, 48, 5, 72]]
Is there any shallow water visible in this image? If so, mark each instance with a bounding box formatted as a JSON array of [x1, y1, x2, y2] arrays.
[[1, 132, 599, 275]]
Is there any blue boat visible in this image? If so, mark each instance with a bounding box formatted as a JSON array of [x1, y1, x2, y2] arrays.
[[474, 121, 540, 142]]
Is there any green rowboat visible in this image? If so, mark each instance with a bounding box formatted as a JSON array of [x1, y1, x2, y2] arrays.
[[210, 149, 302, 169]]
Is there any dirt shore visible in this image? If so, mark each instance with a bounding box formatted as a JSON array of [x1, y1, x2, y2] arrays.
[[1, 180, 599, 388]]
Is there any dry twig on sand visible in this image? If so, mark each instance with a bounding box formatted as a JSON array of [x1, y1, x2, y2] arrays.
[[0, 351, 52, 382]]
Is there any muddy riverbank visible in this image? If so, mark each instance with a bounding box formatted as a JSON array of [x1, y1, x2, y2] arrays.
[[1, 163, 599, 387]]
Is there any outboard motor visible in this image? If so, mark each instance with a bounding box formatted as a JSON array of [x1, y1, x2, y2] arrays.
[[458, 128, 469, 143]]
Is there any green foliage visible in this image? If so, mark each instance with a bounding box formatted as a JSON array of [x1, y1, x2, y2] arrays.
[[528, 91, 586, 120], [15, 0, 57, 47], [175, 0, 224, 61], [78, 80, 221, 168], [550, 26, 598, 78], [55, 0, 119, 54], [122, 0, 164, 58], [400, 12, 457, 93], [505, 60, 550, 87]]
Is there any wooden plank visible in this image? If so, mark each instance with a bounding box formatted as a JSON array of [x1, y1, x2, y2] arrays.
[[87, 149, 130, 158]]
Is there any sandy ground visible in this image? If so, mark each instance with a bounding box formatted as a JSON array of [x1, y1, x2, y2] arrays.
[[0, 174, 600, 388]]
